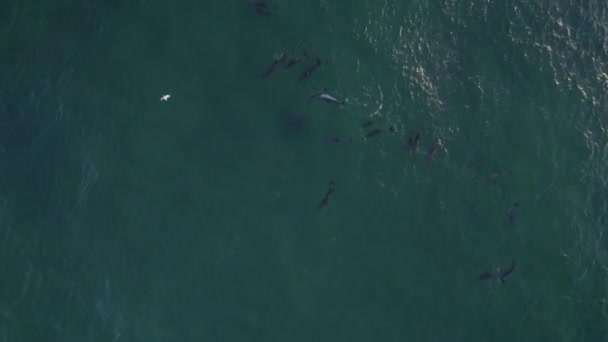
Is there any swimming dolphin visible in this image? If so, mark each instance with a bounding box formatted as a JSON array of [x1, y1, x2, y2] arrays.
[[365, 125, 396, 139], [298, 58, 322, 80], [317, 93, 345, 104], [499, 262, 516, 283], [324, 137, 352, 144], [249, 0, 277, 15], [309, 89, 326, 99], [478, 267, 501, 281], [255, 8, 271, 15], [250, 0, 268, 8], [365, 128, 384, 139], [285, 51, 307, 69], [489, 170, 510, 181], [285, 58, 299, 68], [507, 202, 519, 224], [261, 52, 286, 78], [318, 181, 335, 209], [407, 131, 420, 153], [479, 261, 516, 283], [425, 142, 438, 162], [310, 89, 345, 105]]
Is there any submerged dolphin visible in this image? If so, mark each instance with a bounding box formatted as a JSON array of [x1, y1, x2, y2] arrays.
[[365, 128, 384, 139], [425, 142, 439, 163], [298, 58, 322, 80], [362, 120, 374, 128], [407, 131, 421, 153], [479, 261, 517, 283], [324, 136, 352, 143], [249, 0, 277, 15], [489, 170, 510, 181], [285, 51, 307, 69], [478, 267, 501, 281], [249, 0, 268, 7], [507, 202, 519, 225], [499, 262, 516, 283], [318, 181, 336, 209], [261, 52, 286, 78]]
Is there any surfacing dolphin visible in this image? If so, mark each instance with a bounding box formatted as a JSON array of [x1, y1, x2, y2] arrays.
[[310, 89, 345, 105]]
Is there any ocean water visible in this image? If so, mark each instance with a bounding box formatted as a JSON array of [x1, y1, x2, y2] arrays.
[[0, 0, 607, 340]]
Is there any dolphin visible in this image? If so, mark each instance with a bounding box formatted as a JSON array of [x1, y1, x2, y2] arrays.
[[285, 58, 299, 68], [317, 93, 345, 105], [310, 89, 345, 105], [479, 261, 516, 283], [285, 51, 307, 69], [309, 89, 326, 99], [318, 181, 336, 209], [255, 7, 272, 15], [489, 170, 510, 181], [249, 0, 278, 13], [261, 51, 286, 78], [298, 58, 322, 80], [324, 137, 352, 143], [407, 131, 420, 153], [425, 142, 438, 162], [250, 0, 268, 8], [365, 125, 395, 139], [499, 262, 516, 283], [366, 128, 384, 139], [478, 267, 501, 281], [507, 202, 519, 224], [362, 120, 374, 128]]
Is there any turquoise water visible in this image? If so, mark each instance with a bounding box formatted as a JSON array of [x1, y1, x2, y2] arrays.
[[1, 0, 607, 340]]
